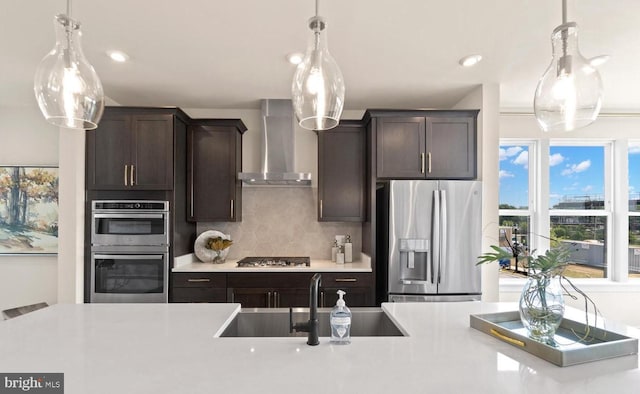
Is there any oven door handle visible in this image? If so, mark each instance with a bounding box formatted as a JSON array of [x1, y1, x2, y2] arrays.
[[93, 213, 165, 219], [94, 254, 164, 260]]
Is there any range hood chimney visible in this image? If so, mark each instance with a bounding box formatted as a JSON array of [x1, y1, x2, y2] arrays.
[[238, 99, 311, 186]]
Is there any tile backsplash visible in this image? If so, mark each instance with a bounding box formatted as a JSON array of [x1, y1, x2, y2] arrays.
[[197, 188, 362, 260]]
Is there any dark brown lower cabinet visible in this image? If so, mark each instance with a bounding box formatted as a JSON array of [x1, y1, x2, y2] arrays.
[[228, 287, 309, 308], [227, 272, 374, 308], [227, 273, 313, 308], [171, 272, 227, 303], [320, 273, 373, 307], [173, 272, 374, 307], [320, 287, 370, 308]]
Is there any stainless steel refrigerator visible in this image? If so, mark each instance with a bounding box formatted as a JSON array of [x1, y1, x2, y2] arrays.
[[387, 180, 482, 302]]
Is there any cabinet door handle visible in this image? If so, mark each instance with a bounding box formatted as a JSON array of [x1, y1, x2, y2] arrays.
[[130, 164, 135, 186], [335, 278, 357, 283], [420, 153, 425, 174], [124, 165, 128, 186], [320, 199, 323, 218], [320, 291, 325, 308], [230, 199, 234, 219], [428, 152, 432, 173], [190, 154, 194, 218], [187, 278, 211, 283], [274, 291, 279, 308], [267, 291, 272, 308]]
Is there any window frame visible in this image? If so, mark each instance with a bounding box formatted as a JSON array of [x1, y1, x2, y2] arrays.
[[499, 140, 537, 254], [628, 140, 640, 278], [548, 140, 613, 279], [498, 138, 625, 282]]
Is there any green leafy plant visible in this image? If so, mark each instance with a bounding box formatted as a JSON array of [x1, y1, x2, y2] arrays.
[[206, 236, 233, 251], [477, 240, 601, 343]]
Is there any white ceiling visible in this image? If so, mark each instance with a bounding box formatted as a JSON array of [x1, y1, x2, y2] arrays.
[[2, 0, 639, 112]]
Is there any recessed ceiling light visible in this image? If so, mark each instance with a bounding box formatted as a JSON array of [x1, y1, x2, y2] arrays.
[[588, 55, 610, 67], [286, 52, 304, 65], [107, 50, 129, 63], [458, 54, 482, 67]]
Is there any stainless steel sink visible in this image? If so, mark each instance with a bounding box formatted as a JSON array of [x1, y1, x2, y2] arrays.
[[218, 307, 406, 337]]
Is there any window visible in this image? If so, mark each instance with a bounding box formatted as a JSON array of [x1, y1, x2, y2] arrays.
[[629, 141, 640, 278], [549, 144, 610, 279], [499, 142, 534, 277], [498, 140, 619, 280], [499, 144, 530, 210]]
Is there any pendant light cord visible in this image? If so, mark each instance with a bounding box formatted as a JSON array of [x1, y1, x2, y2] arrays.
[[67, 0, 72, 18], [315, 0, 319, 17], [560, 0, 568, 58]]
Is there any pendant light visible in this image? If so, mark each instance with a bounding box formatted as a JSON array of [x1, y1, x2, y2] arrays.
[[533, 0, 602, 132], [291, 0, 345, 131], [34, 0, 104, 130]]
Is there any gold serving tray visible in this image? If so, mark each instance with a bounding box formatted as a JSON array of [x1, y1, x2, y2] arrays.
[[470, 311, 638, 367]]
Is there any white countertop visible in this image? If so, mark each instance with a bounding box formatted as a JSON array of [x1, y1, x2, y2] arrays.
[[172, 253, 372, 273], [1, 302, 638, 394]]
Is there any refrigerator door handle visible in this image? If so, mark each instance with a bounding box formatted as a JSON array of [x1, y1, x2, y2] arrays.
[[401, 279, 430, 285], [432, 189, 440, 284], [439, 189, 447, 284]]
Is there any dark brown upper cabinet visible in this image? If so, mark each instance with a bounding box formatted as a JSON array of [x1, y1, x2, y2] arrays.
[[87, 107, 189, 190], [317, 120, 366, 222], [368, 110, 478, 180], [187, 119, 247, 222]]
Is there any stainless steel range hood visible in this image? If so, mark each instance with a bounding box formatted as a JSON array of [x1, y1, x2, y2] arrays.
[[238, 99, 311, 186]]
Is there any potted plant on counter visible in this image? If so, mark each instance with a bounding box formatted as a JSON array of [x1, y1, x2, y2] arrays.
[[194, 230, 233, 263], [206, 236, 233, 263], [477, 240, 600, 344]]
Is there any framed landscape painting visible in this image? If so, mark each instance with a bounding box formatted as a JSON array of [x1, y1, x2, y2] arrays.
[[0, 166, 58, 255]]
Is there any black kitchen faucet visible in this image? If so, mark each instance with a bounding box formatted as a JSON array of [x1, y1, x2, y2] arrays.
[[289, 273, 322, 346]]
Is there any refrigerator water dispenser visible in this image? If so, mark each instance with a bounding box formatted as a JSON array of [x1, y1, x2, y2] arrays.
[[398, 238, 429, 284]]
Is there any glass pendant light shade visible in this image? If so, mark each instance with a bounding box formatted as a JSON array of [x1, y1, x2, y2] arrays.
[[34, 14, 104, 130], [534, 22, 603, 132], [292, 16, 345, 131]]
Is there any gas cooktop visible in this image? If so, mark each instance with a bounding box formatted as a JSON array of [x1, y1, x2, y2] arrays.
[[236, 257, 311, 268]]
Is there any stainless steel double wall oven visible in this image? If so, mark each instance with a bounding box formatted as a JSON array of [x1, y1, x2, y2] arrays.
[[90, 200, 170, 303]]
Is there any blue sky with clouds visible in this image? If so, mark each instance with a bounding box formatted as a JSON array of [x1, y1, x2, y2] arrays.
[[500, 143, 640, 209], [548, 146, 603, 208], [630, 142, 640, 209], [499, 145, 529, 208]]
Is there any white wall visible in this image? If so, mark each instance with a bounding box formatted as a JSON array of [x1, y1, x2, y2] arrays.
[[454, 84, 501, 302], [0, 106, 59, 313], [57, 129, 85, 304], [499, 113, 640, 327]]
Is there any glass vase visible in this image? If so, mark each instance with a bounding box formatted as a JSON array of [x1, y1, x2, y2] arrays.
[[212, 250, 226, 264], [519, 274, 565, 344]]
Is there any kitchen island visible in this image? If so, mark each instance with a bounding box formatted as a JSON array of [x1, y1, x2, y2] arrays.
[[0, 302, 638, 394]]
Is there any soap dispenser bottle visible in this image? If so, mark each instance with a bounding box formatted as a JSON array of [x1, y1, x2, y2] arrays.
[[330, 290, 352, 344]]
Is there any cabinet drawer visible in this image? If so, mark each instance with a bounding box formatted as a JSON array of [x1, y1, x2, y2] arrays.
[[227, 273, 315, 288], [321, 273, 373, 287], [172, 273, 226, 288], [172, 287, 226, 303], [321, 287, 371, 307]]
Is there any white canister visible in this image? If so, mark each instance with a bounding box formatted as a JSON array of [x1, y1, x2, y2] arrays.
[[331, 241, 338, 262], [344, 242, 353, 263]]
